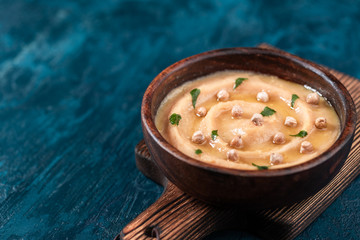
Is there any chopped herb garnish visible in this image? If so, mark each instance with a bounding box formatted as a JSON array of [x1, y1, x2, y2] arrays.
[[291, 94, 299, 108], [252, 163, 269, 170], [233, 78, 247, 90], [190, 88, 200, 109], [260, 106, 276, 117], [195, 149, 202, 155], [211, 130, 218, 140], [169, 113, 182, 126], [290, 130, 308, 138]]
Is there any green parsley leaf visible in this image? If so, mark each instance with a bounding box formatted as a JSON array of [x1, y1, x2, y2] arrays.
[[169, 113, 181, 126], [252, 163, 269, 170], [211, 130, 218, 140], [290, 130, 308, 138], [233, 78, 247, 90], [195, 149, 202, 154], [260, 106, 276, 117], [291, 94, 299, 108], [190, 88, 200, 109]]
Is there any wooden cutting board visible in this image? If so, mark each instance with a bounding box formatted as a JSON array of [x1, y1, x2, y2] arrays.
[[116, 44, 360, 240]]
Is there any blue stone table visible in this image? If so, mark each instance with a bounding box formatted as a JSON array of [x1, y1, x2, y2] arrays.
[[0, 0, 359, 239]]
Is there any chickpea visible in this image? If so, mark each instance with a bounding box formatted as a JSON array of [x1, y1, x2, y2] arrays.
[[270, 153, 283, 165], [315, 117, 327, 129], [196, 107, 207, 117], [229, 136, 244, 149], [273, 132, 286, 145], [217, 89, 230, 101], [251, 113, 264, 126], [284, 116, 297, 127], [231, 105, 243, 118], [227, 149, 239, 161], [300, 141, 313, 153], [257, 91, 269, 102], [306, 92, 320, 105], [191, 131, 206, 144]]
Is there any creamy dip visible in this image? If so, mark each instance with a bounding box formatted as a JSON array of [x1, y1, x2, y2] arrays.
[[155, 71, 340, 170]]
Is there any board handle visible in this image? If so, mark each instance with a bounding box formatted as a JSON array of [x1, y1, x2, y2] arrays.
[[117, 182, 245, 240], [134, 140, 168, 187], [115, 140, 246, 240]]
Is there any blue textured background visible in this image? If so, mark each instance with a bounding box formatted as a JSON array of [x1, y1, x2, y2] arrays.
[[0, 0, 359, 239]]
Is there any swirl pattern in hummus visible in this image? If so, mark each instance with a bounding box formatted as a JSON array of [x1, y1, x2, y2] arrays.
[[155, 71, 340, 170]]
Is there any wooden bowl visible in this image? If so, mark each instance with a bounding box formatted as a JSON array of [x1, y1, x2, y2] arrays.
[[141, 47, 357, 208]]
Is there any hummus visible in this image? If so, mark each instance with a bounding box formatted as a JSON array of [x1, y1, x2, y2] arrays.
[[155, 71, 340, 170]]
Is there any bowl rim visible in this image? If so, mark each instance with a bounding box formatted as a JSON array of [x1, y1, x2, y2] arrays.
[[141, 47, 357, 178]]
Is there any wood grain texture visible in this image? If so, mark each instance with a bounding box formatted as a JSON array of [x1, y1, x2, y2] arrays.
[[118, 44, 360, 240], [119, 182, 244, 240]]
